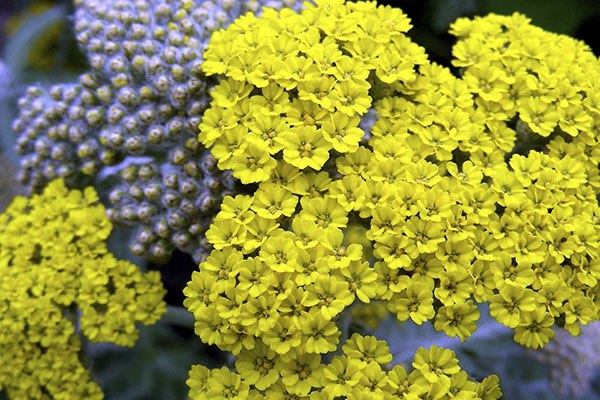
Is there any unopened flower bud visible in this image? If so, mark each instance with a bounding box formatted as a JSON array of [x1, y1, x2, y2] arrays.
[[120, 205, 138, 221], [173, 231, 192, 248], [138, 164, 155, 180], [125, 136, 144, 153], [154, 217, 170, 238], [130, 241, 147, 256], [163, 172, 178, 188], [137, 203, 156, 220], [163, 190, 181, 207], [180, 179, 198, 197], [151, 239, 170, 258], [169, 148, 188, 165], [167, 209, 186, 228], [137, 227, 157, 244], [144, 183, 162, 200], [121, 166, 138, 182], [109, 188, 127, 204], [128, 184, 144, 199], [147, 126, 165, 145]]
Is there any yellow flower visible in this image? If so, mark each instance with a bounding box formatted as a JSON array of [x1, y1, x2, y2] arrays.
[[336, 259, 378, 303], [513, 309, 555, 349], [434, 301, 480, 343], [277, 126, 332, 170], [247, 115, 288, 155], [389, 282, 435, 325], [305, 275, 354, 320], [322, 356, 362, 397], [277, 353, 324, 395], [228, 142, 277, 184], [489, 282, 538, 328], [302, 311, 341, 353], [321, 112, 365, 153], [342, 333, 393, 368], [518, 97, 559, 137], [334, 80, 372, 116], [205, 367, 250, 400], [411, 345, 460, 385], [259, 233, 298, 273], [299, 195, 348, 231], [251, 186, 299, 219], [205, 218, 247, 250], [235, 343, 280, 391]]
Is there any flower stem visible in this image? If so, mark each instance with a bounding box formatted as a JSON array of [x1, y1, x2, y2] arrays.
[[160, 305, 195, 329]]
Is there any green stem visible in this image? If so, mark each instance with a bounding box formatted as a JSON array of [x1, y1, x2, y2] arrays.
[[160, 305, 195, 329]]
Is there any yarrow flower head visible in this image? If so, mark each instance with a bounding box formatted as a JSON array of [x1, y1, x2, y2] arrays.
[[0, 179, 166, 399], [184, 0, 505, 398]]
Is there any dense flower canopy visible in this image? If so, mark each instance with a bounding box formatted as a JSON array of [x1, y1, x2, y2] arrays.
[[182, 0, 600, 398], [0, 179, 166, 399]]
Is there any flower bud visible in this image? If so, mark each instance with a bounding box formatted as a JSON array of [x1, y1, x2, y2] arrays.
[[180, 199, 197, 215], [138, 108, 156, 124], [86, 108, 104, 126], [169, 148, 188, 165], [173, 231, 192, 248], [121, 166, 138, 182], [125, 136, 144, 153], [188, 222, 204, 236], [128, 184, 144, 199], [151, 239, 170, 258], [144, 183, 162, 200], [122, 41, 138, 57], [165, 117, 184, 140], [104, 41, 120, 56], [183, 162, 200, 177], [108, 105, 126, 124], [154, 217, 171, 238], [180, 179, 198, 197], [120, 205, 138, 222], [147, 126, 165, 145], [137, 203, 157, 221], [132, 55, 147, 73], [141, 39, 157, 56], [163, 190, 181, 207], [109, 56, 126, 73], [130, 241, 147, 256], [137, 227, 157, 244], [51, 143, 68, 161], [109, 188, 127, 204], [131, 24, 148, 39], [118, 87, 139, 107], [82, 160, 99, 175], [161, 47, 178, 64], [123, 115, 140, 132], [100, 149, 120, 165], [153, 75, 171, 94], [138, 164, 156, 180], [163, 172, 178, 189], [167, 209, 186, 228], [157, 103, 175, 119]]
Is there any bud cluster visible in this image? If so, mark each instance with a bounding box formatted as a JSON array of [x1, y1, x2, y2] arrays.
[[13, 0, 303, 261], [107, 139, 238, 261]]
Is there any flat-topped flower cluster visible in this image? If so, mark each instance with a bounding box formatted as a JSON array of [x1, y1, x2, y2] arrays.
[[183, 0, 600, 398], [0, 179, 166, 399]]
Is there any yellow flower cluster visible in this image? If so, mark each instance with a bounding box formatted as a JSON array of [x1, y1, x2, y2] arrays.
[[187, 341, 501, 399], [198, 0, 427, 183], [449, 12, 600, 189], [185, 0, 600, 398], [0, 179, 166, 399]]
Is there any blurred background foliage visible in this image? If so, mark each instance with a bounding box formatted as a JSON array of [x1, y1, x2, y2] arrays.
[[1, 0, 600, 399]]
